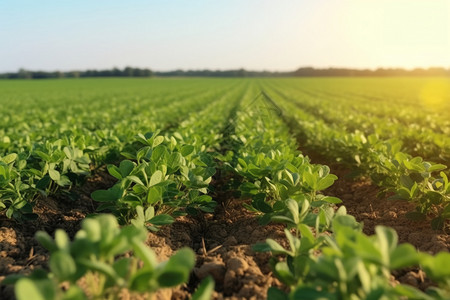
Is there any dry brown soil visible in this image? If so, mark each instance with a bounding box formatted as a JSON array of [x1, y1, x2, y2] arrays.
[[1, 160, 449, 299]]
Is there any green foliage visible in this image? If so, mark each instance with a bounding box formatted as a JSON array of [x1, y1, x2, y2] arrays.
[[0, 78, 241, 220], [267, 82, 450, 229], [91, 132, 216, 224], [257, 216, 449, 300], [2, 78, 450, 299], [5, 214, 201, 300]]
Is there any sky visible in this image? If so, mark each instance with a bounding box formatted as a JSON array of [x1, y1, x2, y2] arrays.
[[1, 0, 449, 72]]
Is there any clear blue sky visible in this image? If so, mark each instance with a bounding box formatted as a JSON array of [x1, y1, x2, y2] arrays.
[[1, 0, 449, 72]]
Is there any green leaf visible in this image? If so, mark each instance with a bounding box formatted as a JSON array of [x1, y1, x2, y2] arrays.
[[2, 153, 18, 164], [298, 224, 315, 243], [157, 270, 187, 287], [303, 172, 317, 190], [270, 215, 295, 225], [56, 175, 71, 187], [181, 145, 195, 157], [248, 164, 263, 178], [286, 199, 299, 224], [149, 170, 162, 187], [107, 165, 122, 180], [321, 196, 342, 204], [34, 150, 51, 162], [119, 160, 135, 177], [421, 252, 450, 281], [152, 136, 165, 148], [426, 191, 443, 205], [54, 229, 70, 251], [284, 229, 300, 253], [253, 196, 273, 214], [332, 215, 361, 232], [147, 187, 162, 204], [354, 234, 383, 265], [237, 158, 247, 168], [35, 231, 57, 252], [267, 287, 289, 300], [77, 259, 120, 284], [131, 238, 157, 270], [130, 269, 157, 292], [36, 175, 51, 190], [317, 174, 337, 190], [157, 248, 195, 287], [266, 239, 291, 255], [112, 258, 131, 280], [151, 145, 167, 162], [165, 248, 195, 271], [399, 175, 414, 189], [48, 169, 61, 181], [15, 278, 56, 300], [390, 243, 419, 269], [167, 152, 183, 171], [144, 206, 155, 220], [196, 194, 213, 203], [274, 262, 295, 285], [91, 185, 123, 202], [63, 147, 74, 160], [252, 242, 272, 252], [240, 181, 259, 195], [375, 226, 398, 258], [393, 284, 433, 300], [49, 251, 77, 281], [428, 164, 447, 172], [149, 214, 174, 226], [80, 218, 102, 241], [192, 276, 215, 300], [127, 175, 145, 187]]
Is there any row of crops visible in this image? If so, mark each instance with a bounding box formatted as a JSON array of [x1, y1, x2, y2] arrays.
[[1, 78, 449, 299], [261, 80, 450, 230]]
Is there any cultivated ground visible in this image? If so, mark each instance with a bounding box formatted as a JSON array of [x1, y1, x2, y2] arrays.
[[1, 157, 448, 300], [1, 78, 449, 299]]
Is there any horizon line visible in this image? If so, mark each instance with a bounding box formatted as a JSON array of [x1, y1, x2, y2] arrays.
[[2, 65, 450, 74]]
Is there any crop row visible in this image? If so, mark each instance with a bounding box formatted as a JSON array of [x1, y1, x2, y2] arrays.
[[261, 79, 450, 163], [2, 79, 450, 299], [2, 79, 248, 299], [261, 84, 450, 230], [0, 80, 242, 220], [217, 89, 450, 299], [269, 78, 450, 135]]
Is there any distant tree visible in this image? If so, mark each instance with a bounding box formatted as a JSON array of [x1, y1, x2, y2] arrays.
[[142, 68, 152, 77], [18, 68, 32, 79], [124, 66, 134, 77], [1, 66, 449, 79]]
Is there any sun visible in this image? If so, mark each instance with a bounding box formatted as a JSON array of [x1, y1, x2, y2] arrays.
[[420, 79, 449, 112]]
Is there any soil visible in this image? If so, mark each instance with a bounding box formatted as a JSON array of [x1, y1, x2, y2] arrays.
[[1, 158, 449, 299]]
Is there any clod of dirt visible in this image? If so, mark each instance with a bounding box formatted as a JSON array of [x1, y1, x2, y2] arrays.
[[194, 261, 227, 282], [227, 257, 249, 275], [223, 236, 238, 247], [223, 257, 249, 291]]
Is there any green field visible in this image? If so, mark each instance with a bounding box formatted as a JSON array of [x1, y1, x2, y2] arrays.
[[1, 78, 450, 299]]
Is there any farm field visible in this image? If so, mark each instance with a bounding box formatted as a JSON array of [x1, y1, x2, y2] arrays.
[[1, 77, 450, 299]]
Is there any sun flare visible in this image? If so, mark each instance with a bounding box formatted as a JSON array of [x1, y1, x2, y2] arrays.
[[420, 79, 449, 111]]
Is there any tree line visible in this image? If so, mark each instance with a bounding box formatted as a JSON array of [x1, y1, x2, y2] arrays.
[[1, 66, 449, 79], [0, 67, 153, 79]]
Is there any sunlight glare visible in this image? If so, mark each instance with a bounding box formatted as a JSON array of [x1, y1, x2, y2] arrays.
[[420, 79, 449, 111]]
